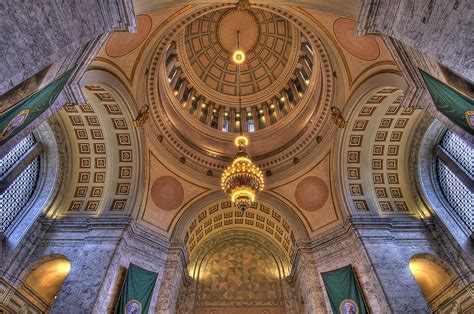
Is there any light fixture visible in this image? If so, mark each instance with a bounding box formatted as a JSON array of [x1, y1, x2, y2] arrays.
[[233, 50, 245, 64], [222, 30, 264, 212]]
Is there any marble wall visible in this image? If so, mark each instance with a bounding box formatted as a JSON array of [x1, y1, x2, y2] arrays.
[[1, 215, 471, 313], [359, 0, 473, 80], [0, 0, 135, 95]]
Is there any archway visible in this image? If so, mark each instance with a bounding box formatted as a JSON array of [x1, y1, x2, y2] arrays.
[[408, 254, 456, 311], [181, 230, 296, 314], [19, 256, 71, 310], [172, 193, 310, 313]]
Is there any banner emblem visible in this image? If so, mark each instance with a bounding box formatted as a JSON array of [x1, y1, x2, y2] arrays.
[[125, 299, 142, 314], [339, 299, 359, 314], [0, 109, 29, 140], [465, 110, 474, 129]]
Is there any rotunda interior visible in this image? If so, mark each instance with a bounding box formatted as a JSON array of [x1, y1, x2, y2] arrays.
[[0, 1, 472, 313]]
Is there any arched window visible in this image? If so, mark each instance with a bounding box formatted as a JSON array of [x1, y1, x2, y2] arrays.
[[0, 134, 41, 233], [434, 130, 473, 233]]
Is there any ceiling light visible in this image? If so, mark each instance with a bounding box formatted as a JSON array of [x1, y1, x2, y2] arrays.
[[232, 50, 245, 64]]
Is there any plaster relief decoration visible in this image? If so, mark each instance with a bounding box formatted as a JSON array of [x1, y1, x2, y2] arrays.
[[341, 88, 421, 214], [333, 18, 380, 61], [270, 153, 340, 234], [141, 152, 209, 233], [106, 14, 153, 58]]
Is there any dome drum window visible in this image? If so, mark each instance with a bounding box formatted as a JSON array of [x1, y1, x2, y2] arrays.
[[1, 134, 42, 233]]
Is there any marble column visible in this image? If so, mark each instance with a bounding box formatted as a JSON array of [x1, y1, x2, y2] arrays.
[[290, 242, 326, 314], [155, 244, 188, 314]]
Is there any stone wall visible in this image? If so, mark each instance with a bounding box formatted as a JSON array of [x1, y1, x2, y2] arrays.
[[92, 222, 170, 313], [358, 0, 473, 80], [310, 221, 391, 313], [0, 0, 135, 95]]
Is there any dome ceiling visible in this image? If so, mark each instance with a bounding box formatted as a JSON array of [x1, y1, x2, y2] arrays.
[[178, 7, 300, 106], [145, 4, 335, 182]]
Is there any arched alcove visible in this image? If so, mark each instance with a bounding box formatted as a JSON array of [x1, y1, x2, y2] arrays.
[[408, 254, 456, 310], [177, 230, 299, 314], [19, 255, 71, 309]]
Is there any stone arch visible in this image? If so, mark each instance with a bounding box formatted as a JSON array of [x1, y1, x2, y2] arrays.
[[334, 72, 423, 215], [413, 118, 472, 251], [3, 120, 62, 254], [52, 69, 145, 216], [177, 229, 299, 313]]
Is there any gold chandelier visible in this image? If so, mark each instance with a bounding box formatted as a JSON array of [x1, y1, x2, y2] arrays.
[[222, 136, 264, 211], [221, 30, 265, 212]]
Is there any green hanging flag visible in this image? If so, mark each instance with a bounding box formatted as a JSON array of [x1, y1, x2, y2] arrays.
[[115, 263, 158, 314], [0, 68, 75, 146], [419, 69, 474, 135], [321, 264, 368, 314]]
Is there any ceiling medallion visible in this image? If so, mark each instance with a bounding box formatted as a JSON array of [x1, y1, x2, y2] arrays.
[[221, 30, 264, 211]]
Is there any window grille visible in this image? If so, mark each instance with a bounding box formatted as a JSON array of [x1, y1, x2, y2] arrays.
[[0, 135, 40, 233], [0, 134, 35, 176], [436, 130, 473, 232]]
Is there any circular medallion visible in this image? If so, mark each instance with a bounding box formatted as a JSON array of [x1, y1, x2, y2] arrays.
[[0, 109, 29, 141], [295, 176, 329, 211], [339, 299, 359, 314], [125, 299, 142, 314], [217, 9, 259, 53], [333, 18, 380, 61], [150, 176, 184, 211]]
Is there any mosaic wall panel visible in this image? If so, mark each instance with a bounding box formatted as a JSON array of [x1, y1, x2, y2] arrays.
[[195, 240, 284, 310]]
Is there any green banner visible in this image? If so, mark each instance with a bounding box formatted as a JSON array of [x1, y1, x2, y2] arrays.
[[419, 69, 474, 134], [321, 264, 368, 314], [115, 263, 158, 314], [0, 68, 74, 146]]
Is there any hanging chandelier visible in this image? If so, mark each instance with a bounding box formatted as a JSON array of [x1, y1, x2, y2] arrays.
[[221, 30, 265, 212]]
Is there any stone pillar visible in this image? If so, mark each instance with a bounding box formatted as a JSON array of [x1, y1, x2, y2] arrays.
[[0, 0, 135, 95], [358, 0, 472, 79], [353, 217, 437, 313], [155, 244, 188, 314], [290, 242, 326, 314], [262, 104, 271, 127]]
